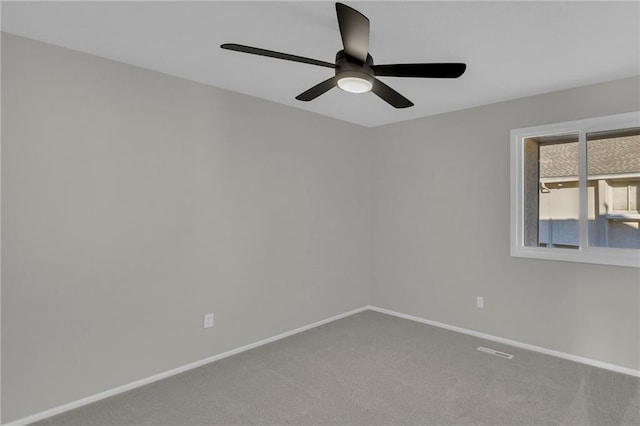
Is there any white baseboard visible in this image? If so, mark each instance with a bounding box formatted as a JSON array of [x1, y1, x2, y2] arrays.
[[3, 306, 369, 426], [6, 304, 639, 425], [367, 305, 640, 378]]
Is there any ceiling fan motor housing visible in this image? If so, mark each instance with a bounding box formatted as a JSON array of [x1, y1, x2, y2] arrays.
[[335, 50, 375, 86]]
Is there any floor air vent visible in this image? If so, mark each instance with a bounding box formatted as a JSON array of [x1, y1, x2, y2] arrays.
[[477, 346, 514, 359]]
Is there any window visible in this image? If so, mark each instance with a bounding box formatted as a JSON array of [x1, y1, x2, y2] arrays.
[[511, 112, 640, 267]]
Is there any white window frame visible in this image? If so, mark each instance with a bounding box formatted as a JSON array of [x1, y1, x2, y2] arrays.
[[510, 111, 640, 268]]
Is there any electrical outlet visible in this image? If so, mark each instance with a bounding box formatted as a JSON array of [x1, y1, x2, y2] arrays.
[[204, 313, 214, 328], [476, 296, 484, 309]]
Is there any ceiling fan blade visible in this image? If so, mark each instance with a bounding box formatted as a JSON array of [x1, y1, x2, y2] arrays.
[[220, 44, 335, 68], [335, 3, 369, 63], [373, 63, 467, 78], [371, 79, 414, 109], [296, 77, 337, 101]]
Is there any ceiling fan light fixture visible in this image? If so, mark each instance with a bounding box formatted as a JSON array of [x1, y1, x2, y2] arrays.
[[222, 3, 466, 108], [337, 76, 373, 93]]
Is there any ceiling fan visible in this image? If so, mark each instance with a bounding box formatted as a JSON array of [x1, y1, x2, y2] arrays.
[[221, 2, 466, 109]]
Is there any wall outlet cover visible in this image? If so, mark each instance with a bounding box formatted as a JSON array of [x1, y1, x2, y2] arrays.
[[204, 313, 214, 328]]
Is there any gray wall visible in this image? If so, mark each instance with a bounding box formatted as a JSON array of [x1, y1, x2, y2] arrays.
[[1, 34, 372, 423], [2, 32, 640, 424], [372, 76, 640, 371]]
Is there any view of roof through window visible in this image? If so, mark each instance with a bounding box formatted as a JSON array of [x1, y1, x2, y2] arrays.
[[526, 130, 640, 250]]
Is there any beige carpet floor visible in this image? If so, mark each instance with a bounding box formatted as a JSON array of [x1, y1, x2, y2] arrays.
[[35, 310, 640, 425]]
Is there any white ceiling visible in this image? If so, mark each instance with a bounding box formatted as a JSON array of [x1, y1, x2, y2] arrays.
[[2, 1, 639, 127]]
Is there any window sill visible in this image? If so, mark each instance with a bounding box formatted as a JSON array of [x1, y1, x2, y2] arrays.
[[511, 246, 640, 268]]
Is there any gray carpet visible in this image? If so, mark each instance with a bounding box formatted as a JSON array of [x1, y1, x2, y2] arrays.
[[35, 310, 640, 425]]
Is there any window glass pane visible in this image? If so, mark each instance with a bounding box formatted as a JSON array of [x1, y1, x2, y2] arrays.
[[523, 132, 579, 248], [587, 128, 640, 249]]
